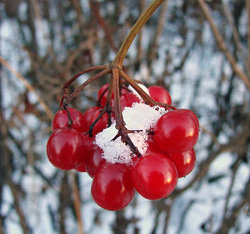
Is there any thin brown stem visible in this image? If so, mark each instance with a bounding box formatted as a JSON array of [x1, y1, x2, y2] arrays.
[[63, 65, 108, 90], [112, 68, 124, 126], [112, 68, 142, 157], [120, 70, 156, 105], [65, 69, 111, 104], [120, 70, 175, 109]]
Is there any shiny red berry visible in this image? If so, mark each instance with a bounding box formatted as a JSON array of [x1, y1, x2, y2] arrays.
[[74, 162, 86, 172], [153, 109, 199, 153], [91, 163, 135, 210], [120, 92, 140, 110], [52, 108, 86, 132], [98, 84, 128, 107], [85, 145, 106, 178], [82, 106, 108, 135], [148, 86, 172, 105], [131, 153, 178, 200], [46, 128, 85, 170], [167, 148, 196, 177]]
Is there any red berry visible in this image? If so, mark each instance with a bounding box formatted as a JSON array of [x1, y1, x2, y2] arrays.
[[52, 108, 86, 132], [46, 128, 85, 170], [91, 163, 135, 210], [74, 162, 86, 172], [98, 84, 129, 107], [131, 153, 178, 200], [85, 146, 106, 178], [82, 106, 108, 135], [81, 134, 95, 154], [153, 109, 199, 153], [148, 86, 172, 105], [179, 109, 199, 129], [145, 135, 162, 154], [120, 92, 140, 110], [167, 149, 196, 177]]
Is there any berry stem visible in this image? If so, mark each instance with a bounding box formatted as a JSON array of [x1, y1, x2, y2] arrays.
[[112, 68, 124, 126], [119, 70, 156, 105], [65, 69, 111, 105], [113, 0, 166, 67], [112, 68, 142, 157], [63, 65, 108, 90], [120, 70, 176, 110], [62, 105, 73, 128]]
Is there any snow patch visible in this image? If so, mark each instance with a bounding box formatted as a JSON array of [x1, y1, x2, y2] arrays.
[[95, 103, 167, 164]]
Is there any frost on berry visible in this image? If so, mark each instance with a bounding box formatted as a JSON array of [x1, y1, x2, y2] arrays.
[[95, 103, 167, 164]]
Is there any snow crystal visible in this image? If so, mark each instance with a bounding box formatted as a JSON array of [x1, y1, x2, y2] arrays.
[[95, 103, 167, 164]]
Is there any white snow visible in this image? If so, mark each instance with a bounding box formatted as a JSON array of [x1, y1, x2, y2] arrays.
[[95, 103, 167, 164]]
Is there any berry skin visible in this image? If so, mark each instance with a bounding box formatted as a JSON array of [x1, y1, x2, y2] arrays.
[[179, 109, 199, 129], [85, 146, 106, 178], [91, 163, 135, 210], [74, 162, 86, 172], [98, 83, 128, 107], [120, 92, 141, 110], [131, 153, 178, 200], [145, 135, 163, 154], [46, 128, 85, 170], [153, 109, 199, 153], [52, 108, 86, 132], [82, 106, 108, 135], [148, 86, 172, 105], [167, 148, 196, 177]]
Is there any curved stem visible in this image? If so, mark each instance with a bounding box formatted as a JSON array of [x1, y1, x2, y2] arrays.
[[113, 0, 166, 67], [120, 70, 155, 105], [66, 69, 111, 104], [120, 70, 176, 109], [112, 68, 124, 126], [63, 65, 108, 90]]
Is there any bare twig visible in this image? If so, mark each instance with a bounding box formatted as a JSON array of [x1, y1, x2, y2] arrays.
[[148, 0, 168, 65], [136, 0, 146, 64], [200, 125, 220, 145], [66, 68, 111, 104], [0, 56, 53, 118], [222, 0, 250, 76], [89, 0, 117, 52], [222, 159, 241, 221], [172, 126, 250, 197], [197, 0, 250, 88], [162, 200, 173, 234], [70, 171, 84, 234], [7, 179, 31, 234], [215, 179, 250, 234], [70, 0, 85, 30], [247, 0, 250, 72]]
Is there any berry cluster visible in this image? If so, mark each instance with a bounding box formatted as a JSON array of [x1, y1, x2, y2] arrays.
[[47, 84, 199, 211]]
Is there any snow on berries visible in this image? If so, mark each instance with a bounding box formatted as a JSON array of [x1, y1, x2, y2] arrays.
[[95, 103, 167, 165], [46, 83, 199, 211]]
